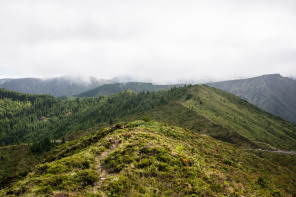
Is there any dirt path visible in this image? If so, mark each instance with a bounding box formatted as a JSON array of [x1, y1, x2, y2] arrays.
[[243, 149, 296, 155], [97, 142, 120, 185]]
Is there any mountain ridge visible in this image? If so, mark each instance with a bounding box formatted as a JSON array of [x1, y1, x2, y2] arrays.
[[1, 84, 296, 193], [0, 76, 113, 97], [76, 82, 184, 97], [1, 120, 295, 196], [1, 84, 296, 151], [208, 74, 296, 123]]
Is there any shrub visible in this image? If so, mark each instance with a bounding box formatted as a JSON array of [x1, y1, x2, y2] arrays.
[[222, 159, 232, 165], [272, 190, 281, 197], [73, 170, 99, 188], [257, 177, 268, 188], [104, 174, 132, 196], [137, 159, 152, 169], [143, 116, 151, 122]]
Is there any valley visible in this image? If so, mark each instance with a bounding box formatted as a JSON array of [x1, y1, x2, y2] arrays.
[[0, 79, 296, 196]]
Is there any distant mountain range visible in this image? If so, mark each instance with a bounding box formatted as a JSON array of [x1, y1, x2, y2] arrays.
[[0, 76, 112, 97], [76, 82, 184, 97], [1, 74, 296, 123], [0, 77, 183, 98], [208, 74, 296, 123]]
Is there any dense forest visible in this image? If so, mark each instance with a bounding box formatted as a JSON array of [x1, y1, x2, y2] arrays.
[[0, 86, 187, 146]]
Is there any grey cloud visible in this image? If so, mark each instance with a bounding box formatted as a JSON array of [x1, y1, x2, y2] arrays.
[[0, 0, 296, 83]]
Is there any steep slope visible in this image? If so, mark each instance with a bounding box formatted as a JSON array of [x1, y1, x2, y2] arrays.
[[0, 87, 174, 146], [0, 88, 69, 145], [120, 85, 296, 151], [1, 121, 295, 196], [2, 85, 296, 187], [0, 145, 43, 182], [0, 76, 112, 97], [208, 74, 296, 123], [2, 84, 296, 151], [76, 82, 183, 97]]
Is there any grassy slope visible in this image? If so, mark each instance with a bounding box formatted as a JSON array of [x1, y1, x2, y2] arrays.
[[2, 84, 296, 188], [0, 145, 43, 181], [112, 85, 296, 151], [246, 150, 296, 171], [67, 85, 296, 151], [1, 121, 295, 196], [208, 74, 296, 123], [182, 85, 296, 150]]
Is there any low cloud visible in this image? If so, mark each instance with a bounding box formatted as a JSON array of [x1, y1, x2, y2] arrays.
[[1, 0, 296, 83]]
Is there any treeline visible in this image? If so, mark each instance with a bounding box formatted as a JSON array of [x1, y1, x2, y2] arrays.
[[0, 86, 190, 146], [30, 137, 61, 153], [0, 88, 51, 103]]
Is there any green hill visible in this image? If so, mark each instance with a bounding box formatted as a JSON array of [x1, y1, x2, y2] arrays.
[[73, 84, 296, 151], [0, 145, 44, 182], [208, 74, 296, 123], [1, 121, 295, 196], [0, 76, 112, 97], [1, 85, 296, 194], [76, 82, 183, 97], [1, 84, 296, 151]]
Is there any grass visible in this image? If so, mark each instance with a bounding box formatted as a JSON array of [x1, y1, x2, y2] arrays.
[[0, 145, 43, 186], [78, 85, 296, 151], [1, 120, 295, 196], [181, 85, 296, 150]]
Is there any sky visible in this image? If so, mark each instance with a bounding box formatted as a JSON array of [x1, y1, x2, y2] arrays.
[[0, 0, 296, 84]]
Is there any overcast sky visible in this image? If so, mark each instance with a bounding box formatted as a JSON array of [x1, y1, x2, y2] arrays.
[[0, 0, 296, 83]]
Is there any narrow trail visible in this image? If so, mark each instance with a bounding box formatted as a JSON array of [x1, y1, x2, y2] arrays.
[[96, 141, 120, 186], [243, 149, 296, 155]]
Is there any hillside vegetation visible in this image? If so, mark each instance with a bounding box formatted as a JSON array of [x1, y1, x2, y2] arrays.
[[1, 84, 296, 151], [1, 85, 296, 195], [0, 88, 176, 146], [0, 145, 43, 182], [208, 74, 296, 123], [1, 121, 295, 196]]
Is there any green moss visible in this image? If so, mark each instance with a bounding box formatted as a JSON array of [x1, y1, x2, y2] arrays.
[[73, 169, 99, 188], [1, 120, 296, 196]]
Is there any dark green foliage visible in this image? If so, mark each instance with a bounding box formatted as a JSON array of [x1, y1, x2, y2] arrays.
[[73, 169, 98, 187], [0, 87, 185, 146], [30, 137, 56, 153], [272, 190, 281, 197], [143, 116, 151, 122], [185, 94, 193, 100], [257, 177, 268, 188], [0, 145, 43, 185]]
